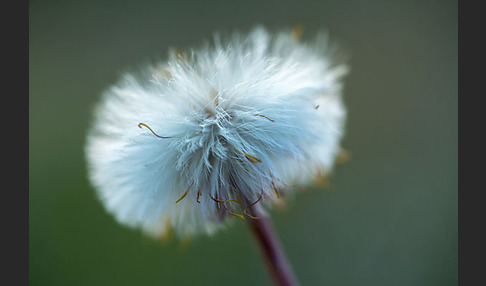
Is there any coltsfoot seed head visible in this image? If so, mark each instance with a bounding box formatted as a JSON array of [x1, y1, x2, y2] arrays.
[[85, 26, 348, 238]]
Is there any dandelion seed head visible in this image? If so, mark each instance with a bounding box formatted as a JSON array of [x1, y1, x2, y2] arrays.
[[85, 26, 348, 238]]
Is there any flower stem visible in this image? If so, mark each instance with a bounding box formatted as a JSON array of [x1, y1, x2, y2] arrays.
[[247, 209, 300, 286]]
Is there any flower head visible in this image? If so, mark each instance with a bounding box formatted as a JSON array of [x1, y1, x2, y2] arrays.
[[85, 26, 348, 238]]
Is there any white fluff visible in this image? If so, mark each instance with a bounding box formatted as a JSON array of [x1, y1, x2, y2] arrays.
[[85, 26, 348, 238]]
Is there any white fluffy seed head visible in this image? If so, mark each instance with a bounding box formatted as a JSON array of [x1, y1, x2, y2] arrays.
[[85, 26, 348, 238]]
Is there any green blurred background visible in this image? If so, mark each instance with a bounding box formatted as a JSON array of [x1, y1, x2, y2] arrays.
[[29, 0, 457, 285]]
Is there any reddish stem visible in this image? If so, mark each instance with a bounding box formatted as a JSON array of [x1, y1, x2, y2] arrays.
[[247, 209, 300, 286]]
